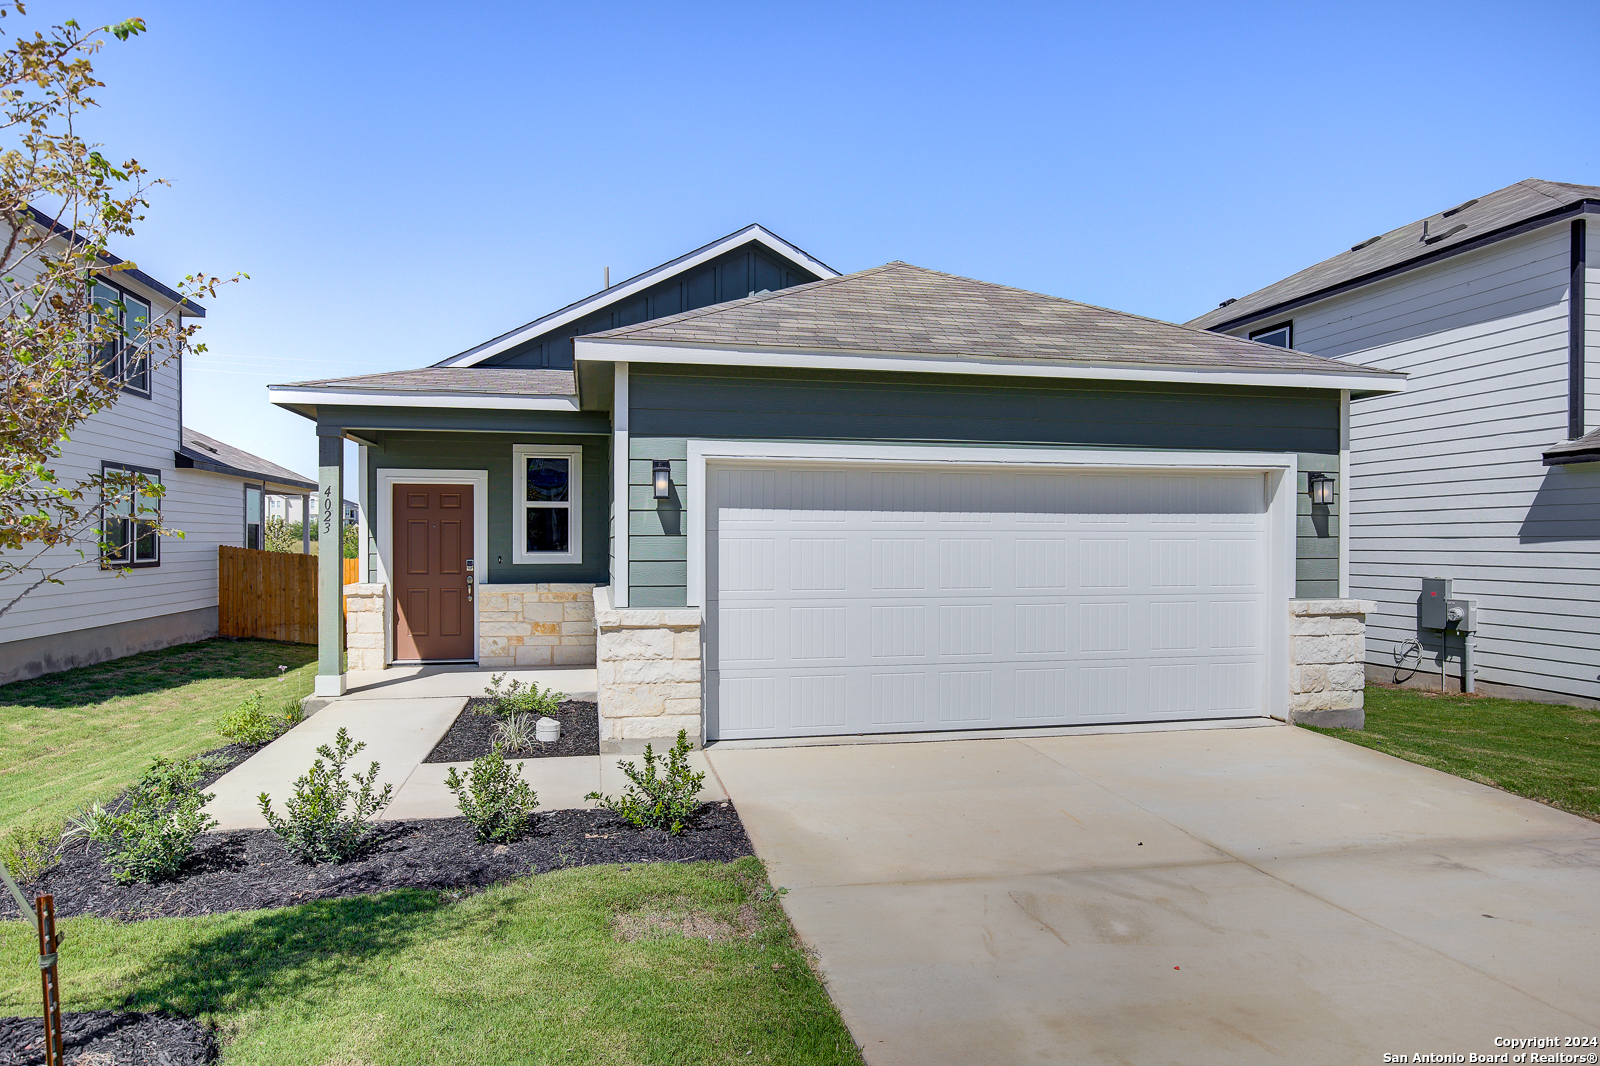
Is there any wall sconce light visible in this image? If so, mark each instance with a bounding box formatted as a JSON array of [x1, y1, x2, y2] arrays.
[[652, 460, 672, 500], [1307, 472, 1335, 506]]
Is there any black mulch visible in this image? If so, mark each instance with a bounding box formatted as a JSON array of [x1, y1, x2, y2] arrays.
[[423, 698, 599, 762], [0, 1010, 216, 1065], [1, 804, 752, 921]]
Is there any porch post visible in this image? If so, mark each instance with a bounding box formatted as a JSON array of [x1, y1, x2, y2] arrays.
[[314, 429, 346, 697], [301, 494, 311, 554]]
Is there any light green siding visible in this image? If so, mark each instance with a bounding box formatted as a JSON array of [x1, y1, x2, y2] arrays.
[[365, 432, 610, 586], [626, 365, 1344, 603]]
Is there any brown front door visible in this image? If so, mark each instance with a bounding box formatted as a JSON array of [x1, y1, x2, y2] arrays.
[[393, 484, 474, 661]]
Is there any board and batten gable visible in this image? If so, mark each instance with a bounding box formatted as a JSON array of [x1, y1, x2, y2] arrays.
[[1220, 222, 1600, 702], [363, 432, 610, 586], [622, 364, 1343, 607], [479, 243, 822, 370]]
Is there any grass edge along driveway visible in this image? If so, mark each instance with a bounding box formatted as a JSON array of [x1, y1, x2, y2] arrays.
[[1304, 684, 1600, 822], [0, 858, 864, 1066]]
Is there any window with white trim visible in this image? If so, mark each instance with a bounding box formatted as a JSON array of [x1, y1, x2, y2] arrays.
[[512, 445, 582, 564]]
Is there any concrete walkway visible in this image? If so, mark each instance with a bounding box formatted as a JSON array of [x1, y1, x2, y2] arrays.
[[705, 725, 1600, 1065], [205, 665, 724, 830]]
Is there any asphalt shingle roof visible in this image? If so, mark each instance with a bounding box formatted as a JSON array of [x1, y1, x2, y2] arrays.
[[585, 261, 1398, 378], [1186, 178, 1600, 332], [178, 428, 316, 491], [277, 367, 576, 396]]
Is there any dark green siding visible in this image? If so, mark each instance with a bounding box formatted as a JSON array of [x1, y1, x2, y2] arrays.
[[627, 365, 1342, 604], [483, 242, 820, 370], [366, 432, 610, 586]]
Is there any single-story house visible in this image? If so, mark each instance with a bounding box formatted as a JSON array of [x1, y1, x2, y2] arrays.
[[269, 224, 1404, 743]]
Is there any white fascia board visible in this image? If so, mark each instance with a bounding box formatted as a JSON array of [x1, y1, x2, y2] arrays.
[[437, 225, 841, 368], [573, 339, 1408, 395], [267, 386, 581, 412]]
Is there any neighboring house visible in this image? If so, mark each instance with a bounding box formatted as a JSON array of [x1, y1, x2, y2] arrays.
[[178, 428, 320, 552], [264, 493, 358, 528], [270, 223, 1403, 744], [0, 238, 317, 684], [1187, 178, 1600, 706]]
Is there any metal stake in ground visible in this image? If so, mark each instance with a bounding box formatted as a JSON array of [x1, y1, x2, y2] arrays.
[[36, 894, 64, 1066], [3, 865, 65, 1066]]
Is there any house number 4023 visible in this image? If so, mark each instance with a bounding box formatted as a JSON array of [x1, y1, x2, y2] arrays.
[[322, 488, 334, 535]]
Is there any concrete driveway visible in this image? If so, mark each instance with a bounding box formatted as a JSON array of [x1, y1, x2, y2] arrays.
[[705, 724, 1600, 1065]]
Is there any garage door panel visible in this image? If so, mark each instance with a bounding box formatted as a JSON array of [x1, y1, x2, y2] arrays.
[[708, 464, 1270, 741]]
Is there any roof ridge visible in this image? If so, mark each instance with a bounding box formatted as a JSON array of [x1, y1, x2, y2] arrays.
[[867, 261, 1308, 355]]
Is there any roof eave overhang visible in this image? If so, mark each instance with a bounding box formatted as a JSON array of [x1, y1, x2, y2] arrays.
[[174, 450, 315, 491], [573, 337, 1407, 395], [266, 385, 583, 420], [1542, 446, 1600, 467], [1199, 199, 1600, 335], [434, 225, 840, 368]]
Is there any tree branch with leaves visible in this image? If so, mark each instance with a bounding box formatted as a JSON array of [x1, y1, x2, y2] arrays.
[[0, 3, 242, 620]]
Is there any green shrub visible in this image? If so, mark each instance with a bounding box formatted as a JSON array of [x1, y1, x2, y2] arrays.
[[218, 689, 304, 746], [483, 673, 563, 717], [445, 746, 540, 843], [585, 730, 705, 835], [258, 727, 393, 864], [97, 757, 218, 884], [1, 821, 62, 883]]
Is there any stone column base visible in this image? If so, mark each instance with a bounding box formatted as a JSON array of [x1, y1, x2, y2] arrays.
[[1288, 599, 1377, 729], [593, 586, 702, 750], [342, 583, 386, 672]]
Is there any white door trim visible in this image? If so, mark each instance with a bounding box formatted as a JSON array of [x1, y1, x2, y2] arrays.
[[687, 441, 1298, 721], [375, 467, 490, 665]]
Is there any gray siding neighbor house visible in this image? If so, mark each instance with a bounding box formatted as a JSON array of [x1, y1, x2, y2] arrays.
[[1188, 178, 1600, 707], [271, 223, 1403, 745]]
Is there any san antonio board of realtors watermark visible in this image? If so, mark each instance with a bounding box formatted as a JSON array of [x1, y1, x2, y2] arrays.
[[1384, 1039, 1599, 1063]]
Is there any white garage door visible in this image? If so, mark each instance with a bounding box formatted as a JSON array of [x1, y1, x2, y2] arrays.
[[706, 463, 1271, 741]]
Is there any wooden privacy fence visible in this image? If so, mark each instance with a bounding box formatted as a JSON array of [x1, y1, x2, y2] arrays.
[[219, 545, 318, 644], [343, 558, 359, 585]]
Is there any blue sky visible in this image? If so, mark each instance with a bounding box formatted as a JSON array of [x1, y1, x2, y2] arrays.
[[46, 0, 1600, 478]]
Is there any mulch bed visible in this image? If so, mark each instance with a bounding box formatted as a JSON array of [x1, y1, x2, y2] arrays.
[[0, 1010, 216, 1065], [1, 804, 752, 922], [423, 698, 600, 762]]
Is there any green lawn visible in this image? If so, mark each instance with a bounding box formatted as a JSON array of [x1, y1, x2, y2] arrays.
[[0, 642, 862, 1063], [0, 860, 861, 1065], [0, 639, 317, 836], [1304, 685, 1600, 821]]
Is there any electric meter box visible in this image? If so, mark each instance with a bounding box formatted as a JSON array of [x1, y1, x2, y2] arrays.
[[1420, 577, 1452, 630]]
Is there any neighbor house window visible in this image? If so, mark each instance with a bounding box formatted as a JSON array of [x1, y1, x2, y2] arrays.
[[1249, 321, 1293, 349], [512, 445, 582, 564], [90, 278, 153, 395], [244, 484, 263, 550], [102, 462, 160, 567]]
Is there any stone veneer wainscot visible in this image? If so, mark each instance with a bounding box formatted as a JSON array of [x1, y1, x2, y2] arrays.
[[478, 583, 596, 668], [1287, 599, 1376, 729], [593, 585, 702, 751], [342, 582, 596, 671]]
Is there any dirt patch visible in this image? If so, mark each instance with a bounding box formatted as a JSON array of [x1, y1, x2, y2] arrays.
[[0, 1010, 216, 1065], [614, 899, 760, 944], [2, 804, 753, 921], [423, 699, 599, 762]]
